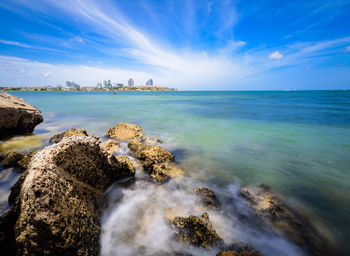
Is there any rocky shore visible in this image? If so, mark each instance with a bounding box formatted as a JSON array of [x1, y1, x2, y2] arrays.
[[0, 95, 343, 255], [0, 93, 43, 139]]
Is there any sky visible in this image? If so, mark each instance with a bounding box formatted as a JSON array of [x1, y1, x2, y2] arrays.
[[0, 0, 350, 90]]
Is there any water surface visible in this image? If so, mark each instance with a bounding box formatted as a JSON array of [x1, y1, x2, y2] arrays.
[[1, 90, 349, 254]]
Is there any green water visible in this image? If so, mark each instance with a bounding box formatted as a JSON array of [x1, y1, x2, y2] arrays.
[[1, 90, 349, 254]]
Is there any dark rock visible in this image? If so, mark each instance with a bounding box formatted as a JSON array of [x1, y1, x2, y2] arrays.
[[17, 150, 38, 171], [193, 187, 220, 210], [1, 135, 135, 256], [105, 122, 145, 141], [0, 92, 43, 139], [216, 250, 263, 256], [240, 185, 340, 256], [128, 139, 184, 183], [170, 212, 223, 248], [1, 152, 24, 168], [49, 128, 88, 143]]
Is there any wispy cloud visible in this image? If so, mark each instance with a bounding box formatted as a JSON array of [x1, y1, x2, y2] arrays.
[[0, 39, 33, 48], [0, 0, 349, 89]]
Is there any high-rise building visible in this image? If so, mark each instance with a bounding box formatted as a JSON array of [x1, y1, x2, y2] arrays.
[[128, 78, 134, 87], [97, 82, 102, 89], [103, 80, 108, 88], [146, 79, 153, 86], [66, 81, 71, 87]]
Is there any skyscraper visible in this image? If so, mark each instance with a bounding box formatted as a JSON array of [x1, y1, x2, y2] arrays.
[[146, 79, 153, 86], [128, 78, 134, 87]]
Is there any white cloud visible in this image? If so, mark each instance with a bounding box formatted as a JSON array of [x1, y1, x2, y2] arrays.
[[0, 39, 32, 48], [43, 71, 51, 77], [346, 45, 350, 52], [269, 51, 283, 60]]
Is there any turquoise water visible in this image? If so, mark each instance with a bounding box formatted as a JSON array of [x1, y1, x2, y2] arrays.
[[1, 90, 350, 254]]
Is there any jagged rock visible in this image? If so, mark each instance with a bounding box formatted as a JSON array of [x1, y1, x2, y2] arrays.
[[17, 150, 38, 171], [193, 187, 220, 210], [1, 152, 24, 168], [216, 250, 263, 256], [49, 128, 88, 143], [170, 213, 223, 248], [240, 185, 339, 256], [1, 135, 135, 256], [105, 122, 145, 141], [128, 139, 183, 182], [0, 92, 43, 139], [100, 139, 120, 155]]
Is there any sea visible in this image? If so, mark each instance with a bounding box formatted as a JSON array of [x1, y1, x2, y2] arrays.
[[0, 90, 349, 255]]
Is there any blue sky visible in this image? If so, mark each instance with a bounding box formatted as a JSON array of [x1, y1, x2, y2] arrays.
[[0, 0, 349, 90]]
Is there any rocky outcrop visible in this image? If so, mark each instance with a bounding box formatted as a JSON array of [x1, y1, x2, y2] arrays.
[[240, 185, 338, 256], [0, 92, 43, 139], [105, 122, 145, 141], [100, 139, 120, 155], [49, 128, 88, 143], [216, 250, 263, 256], [17, 150, 38, 171], [128, 139, 184, 182], [1, 152, 24, 168], [170, 213, 223, 248], [193, 187, 220, 210], [1, 135, 135, 256]]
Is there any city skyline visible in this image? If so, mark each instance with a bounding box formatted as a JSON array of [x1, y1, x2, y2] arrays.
[[0, 0, 350, 90]]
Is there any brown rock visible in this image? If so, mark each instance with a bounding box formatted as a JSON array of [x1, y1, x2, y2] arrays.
[[17, 150, 38, 171], [216, 250, 263, 256], [0, 92, 43, 139], [1, 135, 135, 256], [105, 122, 145, 141], [128, 139, 184, 183], [170, 212, 223, 248], [240, 185, 339, 256], [100, 139, 120, 155], [49, 128, 88, 143], [1, 152, 24, 168], [193, 187, 220, 210]]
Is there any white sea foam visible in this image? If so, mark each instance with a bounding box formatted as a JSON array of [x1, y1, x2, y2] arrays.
[[100, 171, 305, 256]]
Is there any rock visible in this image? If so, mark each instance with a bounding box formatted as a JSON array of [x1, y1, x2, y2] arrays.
[[240, 185, 339, 256], [193, 187, 220, 210], [128, 139, 184, 182], [1, 152, 24, 168], [170, 212, 223, 248], [100, 139, 120, 155], [17, 150, 38, 171], [216, 250, 263, 256], [49, 128, 88, 143], [1, 135, 135, 255], [105, 122, 145, 141], [0, 92, 43, 139]]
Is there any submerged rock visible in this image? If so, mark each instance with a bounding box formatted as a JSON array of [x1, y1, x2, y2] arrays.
[[0, 92, 43, 139], [100, 139, 120, 155], [128, 139, 184, 182], [1, 152, 24, 168], [105, 122, 145, 141], [240, 185, 339, 256], [193, 187, 220, 210], [49, 128, 88, 143], [1, 135, 135, 256], [170, 213, 223, 248]]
